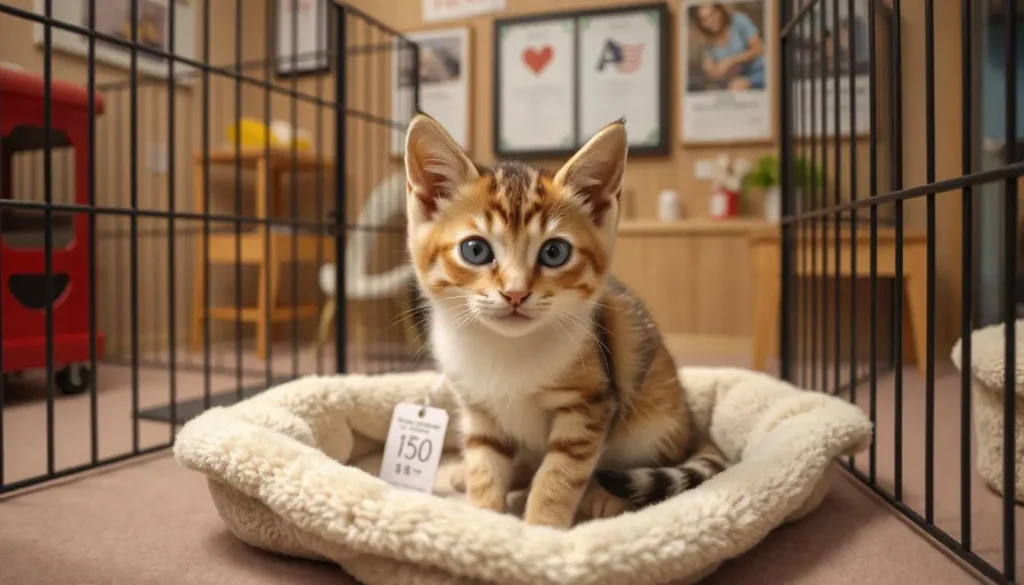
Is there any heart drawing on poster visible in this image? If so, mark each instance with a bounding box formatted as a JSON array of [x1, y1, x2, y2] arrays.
[[522, 45, 554, 76]]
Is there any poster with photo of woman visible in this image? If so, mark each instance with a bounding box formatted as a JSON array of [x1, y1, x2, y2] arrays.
[[390, 28, 471, 156], [680, 0, 772, 144]]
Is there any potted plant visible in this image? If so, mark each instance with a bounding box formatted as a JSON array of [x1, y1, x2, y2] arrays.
[[744, 154, 781, 222], [793, 155, 824, 195], [742, 154, 824, 222]]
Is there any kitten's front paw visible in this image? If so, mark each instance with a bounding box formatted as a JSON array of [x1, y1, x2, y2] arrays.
[[576, 481, 630, 522], [467, 488, 507, 513], [523, 501, 575, 529], [465, 465, 508, 513], [524, 508, 575, 529], [449, 462, 467, 493]]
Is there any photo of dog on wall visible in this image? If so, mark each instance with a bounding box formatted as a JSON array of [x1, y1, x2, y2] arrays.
[[398, 36, 463, 88]]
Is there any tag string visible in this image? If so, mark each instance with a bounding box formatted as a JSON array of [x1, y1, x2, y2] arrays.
[[419, 375, 445, 417]]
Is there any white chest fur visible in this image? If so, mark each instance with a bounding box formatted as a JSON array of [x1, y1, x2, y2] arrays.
[[430, 310, 590, 454]]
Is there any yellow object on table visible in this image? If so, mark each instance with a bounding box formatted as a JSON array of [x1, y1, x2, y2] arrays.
[[226, 117, 312, 152]]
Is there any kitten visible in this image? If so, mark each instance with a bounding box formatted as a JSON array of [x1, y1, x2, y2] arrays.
[[403, 113, 727, 528]]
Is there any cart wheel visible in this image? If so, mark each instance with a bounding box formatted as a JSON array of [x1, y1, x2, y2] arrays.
[[56, 364, 91, 396]]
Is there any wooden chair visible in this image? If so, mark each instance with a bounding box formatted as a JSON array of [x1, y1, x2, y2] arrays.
[[190, 148, 334, 360]]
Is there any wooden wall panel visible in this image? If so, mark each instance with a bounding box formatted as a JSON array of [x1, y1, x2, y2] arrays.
[[611, 222, 756, 343]]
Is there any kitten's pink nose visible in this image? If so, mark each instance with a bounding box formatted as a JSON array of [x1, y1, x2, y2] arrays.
[[500, 289, 532, 307]]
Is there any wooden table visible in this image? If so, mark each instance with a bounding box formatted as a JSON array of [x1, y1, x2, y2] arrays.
[[189, 148, 334, 359], [749, 224, 928, 376]]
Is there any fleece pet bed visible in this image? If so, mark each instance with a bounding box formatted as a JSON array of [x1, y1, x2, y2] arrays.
[[951, 320, 1024, 502], [173, 367, 872, 585]]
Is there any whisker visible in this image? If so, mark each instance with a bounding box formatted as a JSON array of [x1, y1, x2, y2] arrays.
[[560, 310, 611, 357], [411, 306, 477, 362], [387, 294, 479, 327], [573, 297, 613, 311], [446, 305, 477, 324], [389, 299, 473, 334], [562, 308, 613, 338], [412, 339, 434, 362], [555, 314, 587, 373], [452, 308, 478, 334], [387, 302, 432, 330]]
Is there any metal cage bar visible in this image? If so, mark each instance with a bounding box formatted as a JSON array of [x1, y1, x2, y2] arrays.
[[780, 0, 1024, 582], [0, 0, 419, 497]]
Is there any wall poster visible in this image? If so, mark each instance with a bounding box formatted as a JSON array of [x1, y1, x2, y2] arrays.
[[494, 3, 669, 158], [680, 0, 773, 143], [791, 0, 872, 138], [577, 7, 668, 150], [276, 0, 331, 76], [390, 27, 471, 156], [494, 16, 577, 156], [422, 0, 506, 23], [33, 0, 197, 82]]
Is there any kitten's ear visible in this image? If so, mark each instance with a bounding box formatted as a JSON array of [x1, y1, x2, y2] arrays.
[[553, 118, 627, 226], [405, 113, 478, 222]]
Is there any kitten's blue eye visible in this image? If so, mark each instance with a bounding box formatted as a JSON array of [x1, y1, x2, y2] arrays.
[[459, 237, 494, 265], [538, 238, 572, 268]]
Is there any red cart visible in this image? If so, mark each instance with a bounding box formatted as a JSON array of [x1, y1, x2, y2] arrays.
[[0, 67, 105, 394]]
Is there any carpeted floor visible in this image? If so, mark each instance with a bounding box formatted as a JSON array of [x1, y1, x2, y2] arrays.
[[0, 342, 1002, 584], [0, 456, 984, 585], [0, 341, 423, 484]]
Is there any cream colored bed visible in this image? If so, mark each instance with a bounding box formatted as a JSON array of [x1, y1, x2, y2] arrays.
[[173, 367, 872, 585]]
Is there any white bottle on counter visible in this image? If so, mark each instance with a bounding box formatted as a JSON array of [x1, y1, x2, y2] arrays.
[[658, 189, 681, 221]]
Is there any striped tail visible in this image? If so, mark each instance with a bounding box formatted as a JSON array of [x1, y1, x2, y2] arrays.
[[594, 441, 728, 509]]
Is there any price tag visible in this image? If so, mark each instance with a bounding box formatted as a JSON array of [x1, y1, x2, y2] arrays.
[[379, 402, 449, 493]]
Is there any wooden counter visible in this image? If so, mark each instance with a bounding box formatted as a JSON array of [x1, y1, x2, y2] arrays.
[[612, 219, 928, 369], [611, 219, 767, 355], [748, 224, 928, 376], [617, 218, 768, 236]]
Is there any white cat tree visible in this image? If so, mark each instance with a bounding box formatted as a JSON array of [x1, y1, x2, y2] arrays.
[[317, 172, 418, 352]]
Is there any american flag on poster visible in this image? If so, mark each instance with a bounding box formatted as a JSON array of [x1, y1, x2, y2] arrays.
[[612, 41, 644, 74]]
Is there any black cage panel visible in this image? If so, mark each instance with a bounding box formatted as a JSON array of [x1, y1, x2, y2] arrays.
[[779, 0, 1024, 583], [0, 1, 419, 495]]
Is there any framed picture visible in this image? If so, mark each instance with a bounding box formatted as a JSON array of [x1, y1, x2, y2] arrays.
[[493, 4, 669, 158], [275, 0, 331, 76], [390, 28, 471, 157], [493, 14, 577, 157], [576, 5, 669, 153], [422, 0, 506, 23], [32, 0, 197, 82], [791, 0, 872, 138], [680, 0, 773, 144]]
